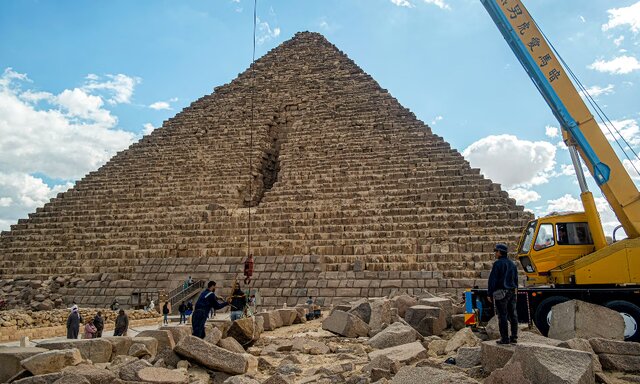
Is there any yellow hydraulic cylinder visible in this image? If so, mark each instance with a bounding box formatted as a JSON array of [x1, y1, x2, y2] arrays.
[[580, 191, 607, 251]]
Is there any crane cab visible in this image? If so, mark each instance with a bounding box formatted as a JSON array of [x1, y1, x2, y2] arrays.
[[517, 213, 596, 285]]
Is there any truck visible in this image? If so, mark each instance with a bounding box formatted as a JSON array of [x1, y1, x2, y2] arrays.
[[465, 0, 640, 341]]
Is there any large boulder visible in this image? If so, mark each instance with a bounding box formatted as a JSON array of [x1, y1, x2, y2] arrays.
[[291, 337, 330, 355], [589, 338, 640, 355], [549, 300, 624, 341], [404, 305, 446, 337], [37, 339, 112, 363], [0, 347, 47, 382], [456, 346, 481, 368], [136, 330, 176, 352], [159, 326, 192, 344], [598, 354, 640, 373], [256, 312, 280, 331], [129, 343, 152, 358], [418, 297, 453, 327], [322, 310, 369, 338], [485, 361, 533, 384], [205, 326, 223, 345], [391, 295, 418, 318], [21, 349, 83, 375], [444, 327, 481, 354], [348, 299, 372, 323], [103, 336, 158, 358], [507, 342, 595, 384], [368, 299, 392, 336], [367, 322, 421, 349], [12, 372, 63, 383], [485, 316, 500, 340], [53, 374, 91, 384], [227, 317, 261, 346], [118, 359, 153, 381], [558, 338, 602, 372], [390, 366, 480, 383], [368, 341, 427, 365], [481, 332, 562, 372], [174, 335, 256, 375], [137, 367, 189, 383], [218, 337, 246, 354], [61, 364, 117, 384]]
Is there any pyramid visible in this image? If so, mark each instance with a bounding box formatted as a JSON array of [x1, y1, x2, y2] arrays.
[[0, 32, 531, 309]]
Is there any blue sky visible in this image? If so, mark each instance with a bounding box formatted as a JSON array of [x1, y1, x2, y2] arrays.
[[1, 0, 640, 236]]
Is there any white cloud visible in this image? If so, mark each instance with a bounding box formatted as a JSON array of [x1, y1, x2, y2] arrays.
[[545, 125, 559, 138], [390, 0, 414, 7], [601, 119, 640, 147], [0, 68, 136, 230], [462, 134, 556, 188], [542, 194, 621, 237], [507, 188, 541, 205], [559, 164, 576, 177], [614, 35, 625, 47], [83, 73, 140, 104], [143, 123, 155, 135], [589, 55, 640, 75], [149, 101, 171, 110], [602, 1, 640, 34], [623, 158, 640, 180], [580, 84, 615, 98], [256, 17, 281, 45], [423, 0, 450, 10]]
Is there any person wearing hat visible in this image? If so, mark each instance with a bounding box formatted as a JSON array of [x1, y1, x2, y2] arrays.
[[487, 243, 519, 344], [66, 305, 83, 339]]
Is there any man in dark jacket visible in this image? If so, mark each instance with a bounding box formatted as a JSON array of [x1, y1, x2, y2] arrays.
[[113, 309, 129, 336], [178, 301, 187, 324], [66, 305, 82, 339], [488, 243, 519, 344], [229, 282, 247, 321], [192, 281, 228, 338], [93, 311, 104, 338]]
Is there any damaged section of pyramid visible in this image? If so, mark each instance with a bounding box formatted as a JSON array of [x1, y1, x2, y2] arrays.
[[0, 32, 531, 309]]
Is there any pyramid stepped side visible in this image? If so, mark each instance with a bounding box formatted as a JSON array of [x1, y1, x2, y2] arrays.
[[0, 32, 532, 308]]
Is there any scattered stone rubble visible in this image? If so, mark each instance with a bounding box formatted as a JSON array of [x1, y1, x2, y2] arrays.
[[1, 295, 638, 383]]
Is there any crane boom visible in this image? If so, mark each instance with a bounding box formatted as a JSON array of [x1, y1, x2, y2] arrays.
[[481, 0, 640, 239]]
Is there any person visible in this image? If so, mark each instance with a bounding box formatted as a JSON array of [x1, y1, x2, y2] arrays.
[[487, 243, 519, 344], [162, 302, 170, 325], [192, 281, 229, 338], [93, 311, 104, 338], [557, 225, 569, 245], [113, 309, 129, 336], [229, 282, 247, 321], [110, 299, 119, 311], [66, 305, 83, 339], [178, 301, 187, 324], [185, 300, 193, 322], [187, 276, 194, 286], [83, 318, 97, 339], [306, 296, 314, 305]]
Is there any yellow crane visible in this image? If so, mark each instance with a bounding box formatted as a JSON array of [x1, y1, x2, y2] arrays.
[[466, 0, 640, 341]]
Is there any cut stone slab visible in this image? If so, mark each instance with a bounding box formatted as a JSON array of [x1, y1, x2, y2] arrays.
[[481, 331, 562, 372], [21, 349, 82, 375], [102, 336, 158, 358], [452, 314, 466, 331], [274, 309, 298, 326], [129, 342, 151, 358], [0, 347, 48, 383], [136, 330, 176, 352], [368, 341, 427, 365], [558, 338, 602, 372], [137, 367, 189, 383], [444, 327, 480, 354], [367, 322, 421, 349], [390, 365, 480, 383], [263, 373, 294, 384], [509, 342, 595, 384], [404, 305, 446, 337], [485, 361, 533, 384], [218, 337, 246, 354], [227, 317, 261, 346], [322, 310, 370, 338], [485, 316, 500, 340], [549, 300, 624, 341], [37, 339, 112, 363], [13, 372, 63, 384], [456, 346, 481, 368], [598, 354, 640, 373], [589, 338, 640, 356], [61, 364, 117, 384], [118, 359, 153, 381], [291, 337, 330, 355], [52, 374, 91, 384], [174, 335, 254, 375], [256, 312, 279, 331], [419, 297, 453, 327]]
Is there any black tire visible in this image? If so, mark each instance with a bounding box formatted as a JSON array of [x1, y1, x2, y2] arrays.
[[604, 300, 640, 342], [533, 296, 569, 336]]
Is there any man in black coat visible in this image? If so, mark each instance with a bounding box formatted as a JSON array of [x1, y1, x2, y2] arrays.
[[93, 311, 104, 338], [487, 243, 519, 344]]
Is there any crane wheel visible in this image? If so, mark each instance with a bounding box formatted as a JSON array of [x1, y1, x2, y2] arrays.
[[604, 300, 640, 342], [533, 296, 569, 336]]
